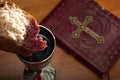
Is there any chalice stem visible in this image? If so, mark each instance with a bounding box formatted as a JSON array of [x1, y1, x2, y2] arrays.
[[35, 73, 41, 80], [34, 70, 41, 80]]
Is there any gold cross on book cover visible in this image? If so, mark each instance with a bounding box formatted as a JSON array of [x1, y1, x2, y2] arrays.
[[69, 16, 105, 44]]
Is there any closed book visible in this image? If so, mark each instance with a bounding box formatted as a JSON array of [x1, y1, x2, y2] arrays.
[[41, 0, 120, 77]]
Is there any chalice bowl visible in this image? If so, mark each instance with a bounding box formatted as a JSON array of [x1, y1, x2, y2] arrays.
[[17, 25, 56, 80]]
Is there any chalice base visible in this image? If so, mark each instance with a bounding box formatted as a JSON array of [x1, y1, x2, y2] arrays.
[[23, 63, 56, 80]]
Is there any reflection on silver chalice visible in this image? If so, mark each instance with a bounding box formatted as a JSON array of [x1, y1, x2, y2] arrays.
[[17, 25, 56, 80]]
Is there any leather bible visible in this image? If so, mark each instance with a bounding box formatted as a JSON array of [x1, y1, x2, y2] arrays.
[[40, 0, 120, 77]]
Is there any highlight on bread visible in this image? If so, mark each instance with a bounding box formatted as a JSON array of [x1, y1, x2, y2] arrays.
[[0, 0, 47, 56]]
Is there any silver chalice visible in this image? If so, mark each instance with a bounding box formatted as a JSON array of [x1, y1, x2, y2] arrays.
[[17, 25, 56, 80]]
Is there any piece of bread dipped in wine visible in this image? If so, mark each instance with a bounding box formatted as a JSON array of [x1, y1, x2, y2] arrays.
[[0, 0, 47, 56]]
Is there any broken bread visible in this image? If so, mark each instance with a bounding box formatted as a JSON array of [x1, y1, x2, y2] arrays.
[[0, 0, 47, 56]]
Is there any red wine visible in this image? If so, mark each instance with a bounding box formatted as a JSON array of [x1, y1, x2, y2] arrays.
[[18, 26, 55, 62]]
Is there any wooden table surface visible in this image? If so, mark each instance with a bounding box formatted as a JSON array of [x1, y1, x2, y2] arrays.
[[0, 0, 120, 80]]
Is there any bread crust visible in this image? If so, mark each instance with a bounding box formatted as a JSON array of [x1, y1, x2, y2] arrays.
[[0, 0, 41, 56], [0, 0, 37, 24]]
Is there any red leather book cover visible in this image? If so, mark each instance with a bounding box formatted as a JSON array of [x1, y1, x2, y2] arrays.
[[41, 0, 120, 77]]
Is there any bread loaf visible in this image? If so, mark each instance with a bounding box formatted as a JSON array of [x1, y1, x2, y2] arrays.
[[0, 0, 47, 56]]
